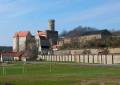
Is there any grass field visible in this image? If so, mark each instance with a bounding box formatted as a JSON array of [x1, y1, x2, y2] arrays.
[[0, 62, 120, 85]]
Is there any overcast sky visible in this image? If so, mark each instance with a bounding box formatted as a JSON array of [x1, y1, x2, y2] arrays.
[[0, 0, 120, 46]]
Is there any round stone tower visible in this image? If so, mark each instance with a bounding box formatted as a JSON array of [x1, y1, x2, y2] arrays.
[[48, 19, 55, 31]]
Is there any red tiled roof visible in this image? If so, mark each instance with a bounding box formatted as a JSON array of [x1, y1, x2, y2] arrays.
[[0, 52, 20, 57], [37, 31, 47, 37], [14, 31, 30, 37]]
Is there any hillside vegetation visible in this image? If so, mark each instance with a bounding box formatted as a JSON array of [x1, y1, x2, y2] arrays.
[[59, 26, 120, 49]]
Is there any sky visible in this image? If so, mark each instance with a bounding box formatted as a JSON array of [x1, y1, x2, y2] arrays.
[[0, 0, 120, 46]]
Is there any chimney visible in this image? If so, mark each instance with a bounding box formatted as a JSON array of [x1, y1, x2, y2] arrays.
[[48, 19, 55, 31]]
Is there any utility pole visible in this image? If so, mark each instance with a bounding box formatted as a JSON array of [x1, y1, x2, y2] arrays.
[[1, 53, 6, 76], [50, 54, 52, 73], [1, 53, 3, 62], [22, 58, 26, 74]]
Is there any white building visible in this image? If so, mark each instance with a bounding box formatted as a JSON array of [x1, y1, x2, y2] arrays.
[[35, 31, 50, 54], [13, 31, 33, 52]]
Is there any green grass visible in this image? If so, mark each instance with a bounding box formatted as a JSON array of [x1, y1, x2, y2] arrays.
[[0, 62, 120, 85]]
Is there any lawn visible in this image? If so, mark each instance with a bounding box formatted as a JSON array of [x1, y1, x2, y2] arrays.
[[0, 62, 120, 85]]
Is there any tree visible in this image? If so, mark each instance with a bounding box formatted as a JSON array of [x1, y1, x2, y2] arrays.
[[59, 30, 68, 37]]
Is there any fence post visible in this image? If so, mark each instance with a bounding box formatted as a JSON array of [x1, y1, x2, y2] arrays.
[[67, 55, 69, 62], [65, 55, 66, 62], [45, 54, 48, 61], [93, 55, 94, 64], [43, 55, 45, 60], [43, 55, 44, 61], [71, 54, 72, 62], [62, 55, 63, 62], [74, 55, 76, 63], [83, 55, 85, 63], [88, 54, 89, 63], [51, 55, 52, 62], [49, 54, 52, 72], [105, 55, 107, 64], [101, 55, 102, 64], [44, 55, 46, 61], [97, 55, 99, 63], [79, 54, 80, 63], [59, 55, 60, 62], [48, 55, 50, 61], [56, 55, 57, 62], [112, 54, 114, 64], [47, 55, 48, 61], [41, 55, 43, 60]]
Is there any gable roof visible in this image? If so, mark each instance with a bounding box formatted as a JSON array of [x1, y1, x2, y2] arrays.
[[39, 36, 47, 40], [14, 31, 30, 37], [37, 31, 47, 37]]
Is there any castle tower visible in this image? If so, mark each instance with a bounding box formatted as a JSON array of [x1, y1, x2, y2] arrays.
[[16, 34, 19, 52], [13, 34, 19, 52], [48, 19, 55, 31], [46, 19, 58, 46]]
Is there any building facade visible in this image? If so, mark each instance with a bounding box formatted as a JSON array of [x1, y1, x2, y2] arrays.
[[13, 19, 58, 55], [13, 31, 33, 52], [57, 30, 112, 48], [35, 31, 50, 54], [79, 30, 112, 42]]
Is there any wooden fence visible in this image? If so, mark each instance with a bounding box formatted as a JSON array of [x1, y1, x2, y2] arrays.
[[38, 54, 120, 64]]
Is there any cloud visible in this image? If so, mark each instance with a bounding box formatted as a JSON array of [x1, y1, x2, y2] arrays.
[[58, 1, 120, 24], [0, 0, 84, 18], [0, 0, 32, 17], [100, 17, 120, 24]]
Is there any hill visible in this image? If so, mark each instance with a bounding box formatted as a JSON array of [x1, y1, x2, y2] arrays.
[[60, 26, 98, 37], [60, 25, 120, 38]]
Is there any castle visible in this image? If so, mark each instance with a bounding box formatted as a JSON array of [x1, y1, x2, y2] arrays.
[[13, 19, 58, 56]]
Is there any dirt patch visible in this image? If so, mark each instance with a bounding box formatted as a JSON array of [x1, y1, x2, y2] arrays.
[[0, 82, 14, 85]]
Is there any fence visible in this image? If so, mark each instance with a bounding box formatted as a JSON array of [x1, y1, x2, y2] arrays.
[[38, 54, 120, 64]]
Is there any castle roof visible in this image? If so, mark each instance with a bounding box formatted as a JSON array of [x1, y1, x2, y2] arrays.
[[37, 31, 47, 37], [14, 31, 30, 37]]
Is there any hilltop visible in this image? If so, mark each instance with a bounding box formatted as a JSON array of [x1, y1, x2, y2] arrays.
[[60, 26, 120, 37], [60, 26, 98, 37]]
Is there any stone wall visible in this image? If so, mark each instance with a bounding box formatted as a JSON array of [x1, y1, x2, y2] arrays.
[[54, 48, 120, 55], [38, 54, 120, 64]]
